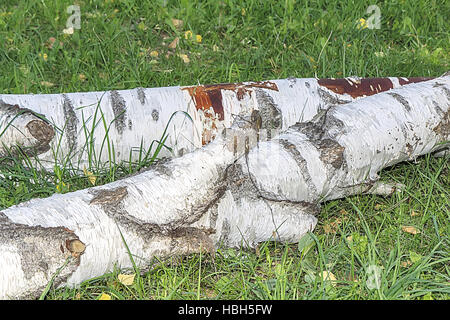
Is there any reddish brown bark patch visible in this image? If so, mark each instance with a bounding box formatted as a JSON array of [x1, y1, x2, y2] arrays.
[[318, 77, 433, 99], [182, 81, 278, 144], [397, 77, 433, 86]]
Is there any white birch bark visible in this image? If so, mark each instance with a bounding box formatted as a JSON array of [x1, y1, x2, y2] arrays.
[[0, 76, 448, 299], [0, 77, 429, 169]]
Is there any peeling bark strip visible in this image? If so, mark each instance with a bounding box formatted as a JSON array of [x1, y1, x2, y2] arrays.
[[0, 76, 448, 299], [0, 77, 429, 169], [317, 77, 433, 98], [0, 101, 55, 158], [181, 81, 279, 144]]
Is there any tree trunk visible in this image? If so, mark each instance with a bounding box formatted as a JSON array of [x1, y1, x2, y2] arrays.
[[0, 77, 430, 169], [0, 75, 448, 299]]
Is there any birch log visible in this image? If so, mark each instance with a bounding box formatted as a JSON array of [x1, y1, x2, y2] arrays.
[[0, 77, 430, 169], [0, 76, 448, 299]]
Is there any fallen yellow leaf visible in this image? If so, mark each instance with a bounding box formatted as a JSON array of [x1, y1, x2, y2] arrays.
[[321, 271, 337, 286], [184, 30, 193, 39], [118, 273, 135, 286], [38, 52, 48, 61], [99, 293, 111, 300], [196, 34, 202, 43], [83, 167, 97, 186], [357, 18, 368, 30], [150, 50, 159, 58], [178, 53, 190, 63], [402, 226, 420, 235]]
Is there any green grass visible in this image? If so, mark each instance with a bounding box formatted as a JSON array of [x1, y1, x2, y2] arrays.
[[0, 0, 448, 300]]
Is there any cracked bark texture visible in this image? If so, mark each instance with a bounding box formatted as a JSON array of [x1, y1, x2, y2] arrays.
[[0, 77, 428, 170], [0, 76, 448, 299]]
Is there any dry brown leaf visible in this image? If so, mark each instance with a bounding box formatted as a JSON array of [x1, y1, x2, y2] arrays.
[[171, 18, 183, 30], [323, 217, 345, 234], [168, 37, 179, 49], [402, 226, 420, 235], [401, 260, 412, 267], [45, 37, 58, 49], [323, 223, 334, 234]]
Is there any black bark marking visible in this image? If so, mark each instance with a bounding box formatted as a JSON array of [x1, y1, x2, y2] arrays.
[[317, 87, 352, 105], [388, 92, 411, 112], [137, 87, 146, 105], [432, 100, 445, 114], [90, 186, 128, 207], [152, 109, 159, 122], [177, 147, 187, 157], [153, 162, 173, 177], [290, 108, 347, 178], [291, 107, 346, 142], [225, 163, 259, 201], [291, 121, 324, 140], [218, 219, 231, 246], [279, 138, 319, 197], [287, 77, 297, 88], [25, 120, 54, 154], [433, 109, 450, 140], [225, 159, 319, 216], [110, 90, 127, 135], [255, 89, 282, 139], [317, 139, 345, 169], [62, 94, 79, 153]]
